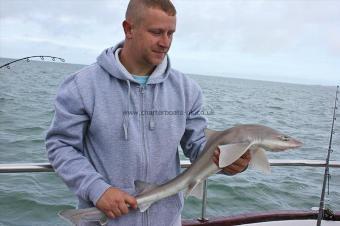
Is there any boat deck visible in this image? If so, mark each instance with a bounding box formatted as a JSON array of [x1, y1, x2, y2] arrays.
[[243, 220, 339, 226], [182, 210, 340, 226]]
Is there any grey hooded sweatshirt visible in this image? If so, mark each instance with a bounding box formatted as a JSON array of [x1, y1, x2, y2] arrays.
[[45, 42, 207, 226]]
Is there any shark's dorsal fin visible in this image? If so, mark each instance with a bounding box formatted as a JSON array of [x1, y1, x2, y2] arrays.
[[204, 128, 223, 141], [218, 142, 251, 168], [249, 148, 271, 174], [185, 180, 204, 199]]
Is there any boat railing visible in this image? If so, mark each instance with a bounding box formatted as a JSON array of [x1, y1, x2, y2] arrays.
[[1, 159, 339, 173], [0, 159, 339, 222]]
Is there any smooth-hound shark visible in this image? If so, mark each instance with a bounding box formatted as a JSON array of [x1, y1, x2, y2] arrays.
[[59, 124, 303, 225]]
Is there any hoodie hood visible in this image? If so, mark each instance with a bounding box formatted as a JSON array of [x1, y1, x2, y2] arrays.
[[96, 41, 171, 85]]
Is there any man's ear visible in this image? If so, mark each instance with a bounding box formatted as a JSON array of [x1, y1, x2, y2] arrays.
[[123, 20, 133, 39]]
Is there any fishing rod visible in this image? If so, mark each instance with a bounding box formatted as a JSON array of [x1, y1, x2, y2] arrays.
[[0, 55, 65, 69], [317, 85, 339, 226]]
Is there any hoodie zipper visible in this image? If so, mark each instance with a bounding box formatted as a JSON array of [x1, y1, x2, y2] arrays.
[[140, 86, 149, 181], [140, 85, 150, 226]]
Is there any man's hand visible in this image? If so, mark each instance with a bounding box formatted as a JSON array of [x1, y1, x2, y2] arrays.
[[212, 148, 251, 175], [96, 187, 137, 219]]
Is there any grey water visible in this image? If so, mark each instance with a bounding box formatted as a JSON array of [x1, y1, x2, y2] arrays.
[[0, 58, 339, 226]]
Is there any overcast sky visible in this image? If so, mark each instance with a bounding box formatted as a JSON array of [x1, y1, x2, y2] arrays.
[[1, 0, 339, 85]]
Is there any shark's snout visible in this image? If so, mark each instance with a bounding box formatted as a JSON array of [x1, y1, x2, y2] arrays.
[[265, 136, 303, 152], [291, 139, 303, 148]]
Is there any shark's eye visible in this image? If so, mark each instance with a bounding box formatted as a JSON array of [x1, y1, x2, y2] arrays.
[[280, 135, 290, 141]]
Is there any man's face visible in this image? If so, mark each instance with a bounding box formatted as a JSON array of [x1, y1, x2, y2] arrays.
[[131, 7, 176, 67]]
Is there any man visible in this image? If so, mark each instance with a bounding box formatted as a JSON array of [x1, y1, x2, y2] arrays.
[[45, 0, 250, 225]]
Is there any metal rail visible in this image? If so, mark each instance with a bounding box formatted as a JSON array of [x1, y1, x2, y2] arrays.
[[1, 159, 339, 173]]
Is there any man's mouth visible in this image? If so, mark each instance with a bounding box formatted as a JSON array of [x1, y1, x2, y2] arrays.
[[153, 49, 167, 54], [152, 50, 167, 58]]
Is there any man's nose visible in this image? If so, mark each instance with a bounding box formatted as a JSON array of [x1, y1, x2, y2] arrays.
[[158, 34, 171, 48]]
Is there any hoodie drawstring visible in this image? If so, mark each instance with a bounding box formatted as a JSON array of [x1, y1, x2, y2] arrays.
[[123, 80, 131, 140], [123, 81, 158, 140]]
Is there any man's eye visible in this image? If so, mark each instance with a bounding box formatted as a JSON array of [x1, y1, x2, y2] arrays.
[[151, 30, 162, 35]]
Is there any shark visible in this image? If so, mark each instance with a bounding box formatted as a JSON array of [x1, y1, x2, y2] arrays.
[[58, 124, 303, 225]]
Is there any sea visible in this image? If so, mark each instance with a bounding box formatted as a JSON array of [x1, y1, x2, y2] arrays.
[[0, 58, 339, 226]]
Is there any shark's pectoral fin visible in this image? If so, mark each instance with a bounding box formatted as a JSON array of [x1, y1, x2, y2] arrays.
[[185, 180, 204, 199], [138, 202, 153, 213], [250, 147, 271, 174], [218, 143, 251, 168]]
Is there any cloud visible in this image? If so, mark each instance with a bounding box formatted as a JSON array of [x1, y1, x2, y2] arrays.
[[0, 0, 128, 51], [1, 0, 339, 85], [173, 0, 340, 56]]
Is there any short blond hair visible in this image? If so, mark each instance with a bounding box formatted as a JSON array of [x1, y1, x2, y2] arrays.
[[125, 0, 176, 24]]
